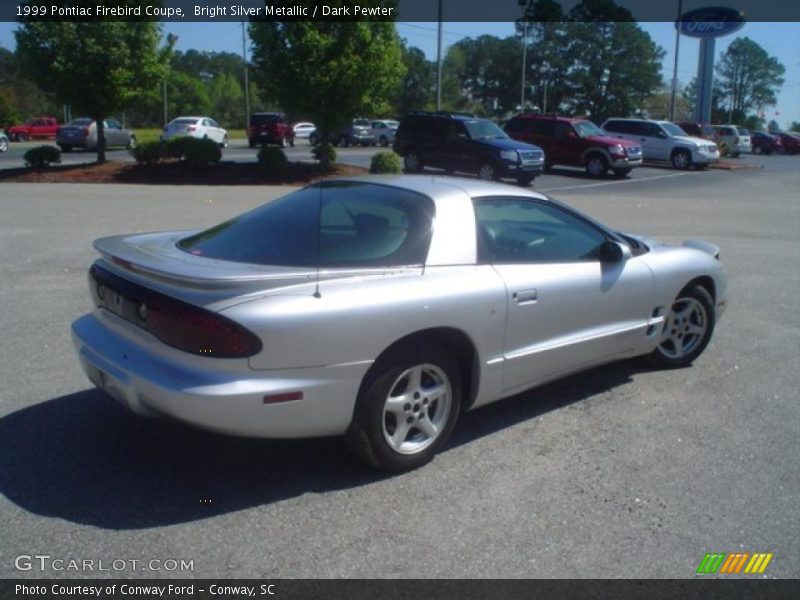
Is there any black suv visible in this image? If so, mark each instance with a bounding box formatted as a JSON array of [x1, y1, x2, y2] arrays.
[[393, 112, 545, 185]]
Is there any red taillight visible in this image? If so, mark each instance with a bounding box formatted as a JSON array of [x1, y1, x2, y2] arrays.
[[187, 125, 196, 132], [263, 391, 303, 404], [82, 127, 90, 136], [90, 265, 262, 359]]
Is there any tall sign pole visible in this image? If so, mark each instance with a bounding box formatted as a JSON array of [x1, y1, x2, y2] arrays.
[[676, 6, 745, 124], [669, 0, 683, 121], [436, 0, 443, 111]]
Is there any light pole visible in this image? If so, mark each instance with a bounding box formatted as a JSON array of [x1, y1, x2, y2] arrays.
[[163, 79, 168, 127], [669, 0, 683, 121], [436, 0, 443, 111], [241, 20, 251, 130], [520, 19, 528, 110], [540, 61, 550, 114]]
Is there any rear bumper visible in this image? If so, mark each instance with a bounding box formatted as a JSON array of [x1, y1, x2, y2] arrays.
[[71, 313, 370, 438]]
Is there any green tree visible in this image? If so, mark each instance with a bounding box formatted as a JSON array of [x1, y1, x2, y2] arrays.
[[208, 72, 244, 128], [250, 3, 405, 166], [392, 44, 434, 116], [682, 76, 727, 123], [446, 35, 523, 116], [15, 1, 173, 162], [563, 18, 664, 122], [788, 121, 800, 133], [766, 119, 780, 133], [716, 37, 785, 124]]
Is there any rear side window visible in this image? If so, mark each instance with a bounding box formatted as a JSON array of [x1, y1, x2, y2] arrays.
[[179, 182, 435, 267], [604, 120, 631, 134]]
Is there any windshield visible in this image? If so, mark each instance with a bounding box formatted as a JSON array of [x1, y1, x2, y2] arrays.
[[179, 182, 435, 268], [661, 122, 688, 137], [572, 120, 605, 138], [353, 119, 371, 127], [465, 120, 508, 140], [736, 128, 750, 135]]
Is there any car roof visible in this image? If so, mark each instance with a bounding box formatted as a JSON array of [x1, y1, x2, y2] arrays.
[[320, 174, 550, 201], [513, 114, 588, 123]]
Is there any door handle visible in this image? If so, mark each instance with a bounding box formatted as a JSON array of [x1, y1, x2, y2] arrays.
[[513, 289, 538, 304]]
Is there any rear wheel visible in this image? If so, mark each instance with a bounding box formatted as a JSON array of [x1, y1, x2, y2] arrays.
[[649, 285, 715, 368], [753, 145, 763, 155], [585, 153, 609, 177], [18, 133, 29, 142], [671, 149, 692, 170], [403, 151, 423, 173], [345, 345, 461, 471]]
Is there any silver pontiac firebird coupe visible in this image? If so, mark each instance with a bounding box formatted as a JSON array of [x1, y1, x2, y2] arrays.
[[72, 176, 728, 471]]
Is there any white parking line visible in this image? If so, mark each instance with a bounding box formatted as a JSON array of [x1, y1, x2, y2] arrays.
[[538, 171, 699, 192]]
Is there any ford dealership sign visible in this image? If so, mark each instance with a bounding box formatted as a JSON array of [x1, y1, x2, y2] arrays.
[[677, 6, 745, 38]]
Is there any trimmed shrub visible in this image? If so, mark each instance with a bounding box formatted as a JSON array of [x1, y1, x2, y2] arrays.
[[369, 151, 402, 174], [257, 146, 289, 172], [311, 142, 336, 164], [24, 145, 61, 168], [130, 140, 166, 164], [166, 136, 221, 167]]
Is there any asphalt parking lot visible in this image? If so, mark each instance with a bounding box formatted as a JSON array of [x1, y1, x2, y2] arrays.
[[0, 156, 798, 578]]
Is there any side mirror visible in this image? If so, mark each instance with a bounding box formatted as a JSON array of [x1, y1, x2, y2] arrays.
[[599, 240, 631, 263]]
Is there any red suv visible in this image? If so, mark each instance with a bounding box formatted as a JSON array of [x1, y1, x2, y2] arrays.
[[505, 114, 643, 177], [7, 116, 60, 142], [248, 112, 295, 148]]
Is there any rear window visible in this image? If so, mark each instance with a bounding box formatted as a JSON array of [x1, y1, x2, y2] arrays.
[[179, 182, 435, 267], [172, 118, 198, 125], [69, 118, 93, 126], [251, 114, 282, 124], [736, 128, 750, 135]]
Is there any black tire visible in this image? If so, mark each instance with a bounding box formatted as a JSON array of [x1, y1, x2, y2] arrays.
[[308, 133, 318, 146], [671, 149, 692, 170], [648, 284, 715, 369], [477, 161, 498, 181], [344, 344, 462, 472], [753, 145, 763, 155], [379, 135, 388, 147], [612, 168, 632, 177], [776, 146, 786, 155], [403, 150, 423, 173], [516, 174, 535, 186], [585, 153, 609, 177], [18, 133, 29, 142], [220, 135, 228, 149], [337, 135, 349, 148]]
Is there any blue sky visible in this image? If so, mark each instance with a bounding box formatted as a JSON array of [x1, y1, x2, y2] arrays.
[[1, 21, 798, 127]]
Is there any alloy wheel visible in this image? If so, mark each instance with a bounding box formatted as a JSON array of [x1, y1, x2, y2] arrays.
[[658, 297, 709, 360], [478, 162, 496, 180], [381, 363, 452, 455]]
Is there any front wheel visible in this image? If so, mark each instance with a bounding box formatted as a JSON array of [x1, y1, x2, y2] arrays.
[[344, 345, 461, 471], [477, 161, 498, 181], [585, 154, 609, 177], [403, 151, 423, 173], [671, 149, 692, 170], [649, 285, 715, 368]]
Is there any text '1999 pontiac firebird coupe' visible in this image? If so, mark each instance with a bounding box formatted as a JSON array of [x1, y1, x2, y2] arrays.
[[72, 176, 727, 471]]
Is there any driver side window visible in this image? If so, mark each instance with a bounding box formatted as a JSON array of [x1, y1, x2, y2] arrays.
[[474, 198, 607, 263]]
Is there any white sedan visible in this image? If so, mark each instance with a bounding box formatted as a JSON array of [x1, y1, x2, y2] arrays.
[[162, 116, 228, 148], [293, 121, 316, 140]]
